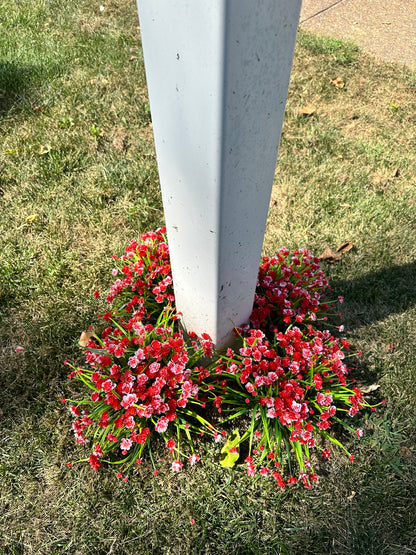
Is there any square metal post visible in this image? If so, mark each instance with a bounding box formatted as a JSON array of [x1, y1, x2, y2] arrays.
[[137, 0, 301, 348]]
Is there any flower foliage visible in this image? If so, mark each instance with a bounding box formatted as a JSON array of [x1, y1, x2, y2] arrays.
[[65, 227, 379, 486]]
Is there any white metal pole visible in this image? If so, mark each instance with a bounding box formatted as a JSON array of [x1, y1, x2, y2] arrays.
[[137, 0, 301, 348]]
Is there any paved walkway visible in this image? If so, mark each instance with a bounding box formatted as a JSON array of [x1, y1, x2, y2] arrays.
[[300, 0, 416, 69]]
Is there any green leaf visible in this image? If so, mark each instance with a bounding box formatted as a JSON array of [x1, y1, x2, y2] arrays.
[[219, 429, 240, 468]]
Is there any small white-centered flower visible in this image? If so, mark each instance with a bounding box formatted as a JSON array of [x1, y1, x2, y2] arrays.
[[189, 454, 200, 466], [171, 460, 183, 472]]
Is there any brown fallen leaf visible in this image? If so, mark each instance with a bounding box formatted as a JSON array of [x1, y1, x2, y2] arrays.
[[318, 247, 341, 263], [319, 242, 354, 263], [79, 331, 94, 347], [399, 447, 412, 458], [372, 174, 383, 186], [31, 103, 44, 113], [331, 77, 345, 89], [337, 241, 353, 254], [299, 105, 316, 116], [112, 129, 129, 154], [360, 384, 380, 394], [129, 55, 138, 62]]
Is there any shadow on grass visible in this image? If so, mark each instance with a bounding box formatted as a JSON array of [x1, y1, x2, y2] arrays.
[[331, 261, 416, 331], [302, 475, 416, 554], [0, 292, 93, 427], [0, 61, 53, 115]]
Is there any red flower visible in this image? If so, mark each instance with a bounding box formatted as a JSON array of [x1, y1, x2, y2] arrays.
[[166, 439, 175, 453]]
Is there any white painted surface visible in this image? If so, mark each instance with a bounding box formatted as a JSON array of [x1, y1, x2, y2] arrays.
[[137, 0, 301, 348]]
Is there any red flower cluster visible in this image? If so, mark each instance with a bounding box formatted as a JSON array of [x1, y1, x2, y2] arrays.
[[66, 305, 212, 471], [249, 248, 330, 332], [65, 228, 379, 485], [65, 228, 217, 474], [205, 323, 368, 487], [106, 227, 174, 320]]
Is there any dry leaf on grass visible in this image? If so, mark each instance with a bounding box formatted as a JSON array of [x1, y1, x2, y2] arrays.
[[79, 331, 94, 347], [360, 384, 380, 394], [39, 145, 52, 155], [337, 241, 353, 254], [299, 105, 316, 116], [372, 174, 383, 186], [318, 247, 341, 263], [112, 129, 129, 154], [399, 447, 412, 458], [319, 242, 354, 263], [31, 103, 44, 113], [331, 77, 345, 89]]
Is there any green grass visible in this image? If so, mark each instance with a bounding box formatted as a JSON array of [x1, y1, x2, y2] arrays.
[[1, 1, 416, 553]]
